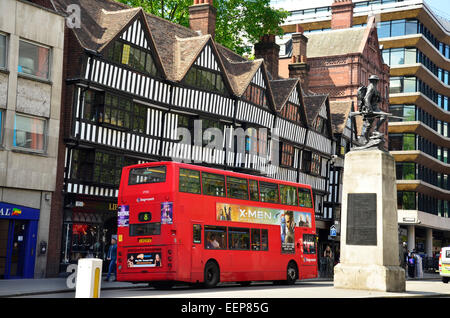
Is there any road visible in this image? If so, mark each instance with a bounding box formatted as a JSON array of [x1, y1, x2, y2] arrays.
[[13, 277, 450, 299]]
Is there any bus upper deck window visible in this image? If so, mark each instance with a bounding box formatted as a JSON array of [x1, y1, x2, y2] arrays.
[[129, 166, 166, 185]]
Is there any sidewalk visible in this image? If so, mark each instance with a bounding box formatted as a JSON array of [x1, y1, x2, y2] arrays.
[[0, 272, 443, 298], [0, 275, 148, 297]]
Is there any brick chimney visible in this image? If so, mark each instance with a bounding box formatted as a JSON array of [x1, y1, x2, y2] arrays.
[[189, 0, 217, 38], [331, 0, 354, 30], [254, 34, 280, 80], [289, 25, 309, 91]]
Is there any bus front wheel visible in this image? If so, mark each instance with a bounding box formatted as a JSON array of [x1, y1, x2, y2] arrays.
[[204, 261, 220, 288]]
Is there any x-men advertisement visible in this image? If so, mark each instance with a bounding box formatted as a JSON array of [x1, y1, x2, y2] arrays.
[[216, 203, 312, 254]]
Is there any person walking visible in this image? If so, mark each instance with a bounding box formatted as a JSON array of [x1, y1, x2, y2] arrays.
[[323, 245, 334, 278], [105, 237, 117, 282]]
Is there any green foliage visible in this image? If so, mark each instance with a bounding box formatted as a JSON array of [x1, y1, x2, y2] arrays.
[[115, 0, 290, 56]]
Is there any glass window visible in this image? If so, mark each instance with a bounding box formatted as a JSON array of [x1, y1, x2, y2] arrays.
[[202, 172, 225, 197], [405, 20, 418, 35], [259, 181, 279, 203], [249, 179, 259, 201], [396, 162, 416, 180], [13, 114, 46, 151], [184, 65, 227, 95], [390, 48, 404, 65], [129, 222, 161, 236], [179, 168, 201, 194], [128, 166, 166, 185], [403, 134, 416, 150], [298, 188, 313, 208], [226, 176, 249, 200], [404, 77, 417, 93], [390, 77, 402, 94], [403, 105, 416, 121], [193, 224, 201, 244], [18, 40, 50, 79], [303, 234, 316, 255], [280, 185, 297, 206], [228, 227, 250, 250], [261, 229, 268, 251], [204, 226, 227, 249], [404, 48, 417, 64], [391, 19, 405, 37], [251, 229, 261, 250], [397, 191, 416, 210], [377, 21, 391, 38], [0, 34, 6, 69]]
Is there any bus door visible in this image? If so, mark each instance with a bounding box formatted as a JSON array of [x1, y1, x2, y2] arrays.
[[300, 233, 318, 278], [191, 222, 204, 282]]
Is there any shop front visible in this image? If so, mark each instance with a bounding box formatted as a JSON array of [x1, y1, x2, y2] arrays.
[[60, 194, 118, 272], [0, 202, 39, 279]]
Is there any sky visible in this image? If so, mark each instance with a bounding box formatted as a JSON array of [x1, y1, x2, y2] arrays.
[[424, 0, 450, 20]]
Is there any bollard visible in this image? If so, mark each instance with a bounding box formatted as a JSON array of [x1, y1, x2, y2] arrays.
[[75, 258, 103, 298]]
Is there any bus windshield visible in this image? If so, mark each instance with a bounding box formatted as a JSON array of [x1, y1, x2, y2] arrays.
[[128, 166, 166, 185]]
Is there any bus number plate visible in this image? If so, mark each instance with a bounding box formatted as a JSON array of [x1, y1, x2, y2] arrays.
[[139, 238, 152, 243]]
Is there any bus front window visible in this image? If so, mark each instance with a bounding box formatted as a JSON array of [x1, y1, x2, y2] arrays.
[[129, 166, 166, 185]]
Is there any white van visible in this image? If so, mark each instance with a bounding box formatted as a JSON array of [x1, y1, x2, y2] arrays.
[[439, 247, 450, 283]]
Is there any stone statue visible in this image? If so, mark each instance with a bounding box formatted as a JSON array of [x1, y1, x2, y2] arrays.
[[351, 75, 399, 151]]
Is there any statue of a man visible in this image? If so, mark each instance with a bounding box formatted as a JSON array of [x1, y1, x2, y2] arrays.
[[357, 75, 387, 147]]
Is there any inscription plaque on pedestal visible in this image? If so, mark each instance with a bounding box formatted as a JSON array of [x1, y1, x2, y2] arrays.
[[346, 193, 377, 245]]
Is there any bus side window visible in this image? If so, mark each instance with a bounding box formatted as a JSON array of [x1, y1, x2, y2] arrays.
[[260, 181, 279, 203], [249, 179, 259, 201], [261, 229, 268, 251], [179, 168, 201, 194], [204, 226, 227, 249], [251, 229, 261, 250], [193, 224, 201, 244], [298, 187, 313, 208]]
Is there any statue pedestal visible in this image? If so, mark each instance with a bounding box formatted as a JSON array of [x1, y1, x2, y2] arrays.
[[334, 150, 406, 292]]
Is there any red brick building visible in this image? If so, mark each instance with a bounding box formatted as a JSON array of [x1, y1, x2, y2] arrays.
[[278, 0, 390, 140]]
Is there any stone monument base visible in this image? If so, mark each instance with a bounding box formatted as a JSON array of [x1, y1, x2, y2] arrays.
[[334, 263, 405, 292]]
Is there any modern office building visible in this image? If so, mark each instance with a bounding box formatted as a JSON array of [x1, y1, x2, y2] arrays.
[[272, 0, 450, 257], [0, 0, 65, 278]]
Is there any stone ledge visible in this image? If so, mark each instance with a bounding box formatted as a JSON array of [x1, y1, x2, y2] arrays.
[[334, 263, 406, 292]]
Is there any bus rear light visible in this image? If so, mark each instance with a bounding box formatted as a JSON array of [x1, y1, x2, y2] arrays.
[[168, 256, 173, 262], [168, 249, 172, 255], [168, 263, 172, 268]]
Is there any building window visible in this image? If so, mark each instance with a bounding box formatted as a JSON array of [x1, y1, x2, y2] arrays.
[[13, 114, 46, 152], [0, 34, 6, 69], [243, 83, 267, 107], [397, 191, 416, 210], [312, 116, 326, 135], [280, 143, 294, 167], [396, 162, 416, 180], [18, 40, 50, 80], [108, 40, 159, 76], [389, 133, 416, 151], [84, 91, 147, 133], [280, 102, 302, 124], [184, 65, 227, 95], [389, 105, 416, 122], [310, 153, 321, 175], [301, 150, 312, 173]]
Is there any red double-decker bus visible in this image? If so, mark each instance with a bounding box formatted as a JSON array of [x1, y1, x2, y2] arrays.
[[116, 161, 317, 288]]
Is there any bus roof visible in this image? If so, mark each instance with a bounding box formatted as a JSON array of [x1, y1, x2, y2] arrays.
[[124, 161, 313, 190]]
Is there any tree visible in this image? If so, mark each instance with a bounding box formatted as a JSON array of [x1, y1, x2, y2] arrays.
[[116, 0, 290, 56]]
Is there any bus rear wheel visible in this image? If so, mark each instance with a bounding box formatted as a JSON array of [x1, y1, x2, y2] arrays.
[[204, 261, 220, 288], [286, 262, 298, 285]]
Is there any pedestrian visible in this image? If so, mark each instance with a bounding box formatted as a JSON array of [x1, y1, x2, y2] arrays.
[[400, 242, 408, 277], [407, 251, 415, 278], [105, 237, 117, 282], [323, 245, 334, 278]]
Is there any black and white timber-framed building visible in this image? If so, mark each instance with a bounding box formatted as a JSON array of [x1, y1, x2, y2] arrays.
[[47, 0, 335, 274]]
